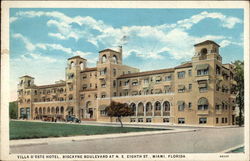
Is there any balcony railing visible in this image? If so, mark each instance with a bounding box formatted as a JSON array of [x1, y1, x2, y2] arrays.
[[196, 75, 210, 81], [196, 110, 209, 115]]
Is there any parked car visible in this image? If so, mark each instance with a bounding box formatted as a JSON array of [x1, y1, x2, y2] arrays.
[[66, 115, 81, 123]]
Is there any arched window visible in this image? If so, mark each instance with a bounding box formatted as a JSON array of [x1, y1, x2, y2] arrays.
[[102, 55, 107, 63], [47, 107, 50, 114], [200, 48, 208, 60], [130, 103, 136, 115], [68, 94, 73, 100], [70, 61, 75, 68], [43, 107, 46, 114], [101, 92, 106, 98], [112, 55, 118, 64], [86, 101, 91, 108], [113, 69, 116, 76], [51, 107, 55, 114], [27, 80, 31, 87], [35, 107, 38, 114], [137, 102, 144, 116], [146, 102, 152, 112], [79, 62, 84, 70], [60, 106, 64, 114], [163, 101, 170, 111], [155, 101, 161, 111], [198, 97, 209, 110], [56, 107, 59, 114], [39, 107, 42, 114]]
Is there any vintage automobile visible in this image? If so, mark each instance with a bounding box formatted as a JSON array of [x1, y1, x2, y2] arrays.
[[66, 115, 81, 123]]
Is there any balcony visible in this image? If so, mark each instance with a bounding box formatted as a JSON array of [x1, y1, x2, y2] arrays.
[[163, 111, 170, 116], [137, 112, 144, 116], [196, 75, 210, 81], [196, 110, 209, 115]]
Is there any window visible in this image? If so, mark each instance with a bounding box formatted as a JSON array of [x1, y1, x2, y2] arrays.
[[113, 69, 116, 76], [100, 68, 107, 75], [225, 117, 228, 123], [113, 80, 116, 88], [216, 104, 220, 110], [198, 97, 208, 110], [146, 118, 152, 122], [178, 101, 185, 111], [222, 118, 224, 123], [163, 118, 170, 123], [100, 110, 106, 116], [216, 65, 221, 75], [216, 118, 219, 124], [177, 71, 185, 79], [198, 81, 208, 92], [197, 68, 209, 76], [113, 92, 117, 97], [132, 80, 138, 86], [101, 83, 106, 88], [199, 118, 207, 124], [80, 94, 84, 100], [189, 84, 192, 90], [165, 75, 172, 81], [90, 83, 92, 88], [112, 55, 118, 64], [119, 81, 122, 86], [188, 102, 192, 108], [130, 118, 136, 122], [101, 93, 106, 98], [124, 80, 129, 86], [68, 73, 74, 79], [144, 79, 149, 84], [198, 105, 208, 110], [165, 85, 171, 93], [138, 118, 143, 122], [178, 118, 185, 124], [178, 85, 185, 93], [102, 55, 107, 63], [188, 70, 192, 76]]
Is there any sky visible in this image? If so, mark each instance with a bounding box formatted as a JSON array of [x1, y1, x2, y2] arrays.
[[9, 8, 243, 101]]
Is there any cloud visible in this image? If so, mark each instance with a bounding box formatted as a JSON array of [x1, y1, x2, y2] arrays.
[[219, 39, 242, 48], [12, 10, 242, 60], [13, 33, 36, 51], [10, 17, 18, 23]]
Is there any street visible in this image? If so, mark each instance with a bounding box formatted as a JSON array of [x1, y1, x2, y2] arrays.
[[10, 126, 244, 153]]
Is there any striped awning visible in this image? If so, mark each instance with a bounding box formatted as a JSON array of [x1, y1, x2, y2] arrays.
[[132, 79, 138, 83], [155, 76, 162, 81], [177, 101, 185, 105], [199, 83, 207, 88], [178, 85, 185, 90], [196, 64, 209, 70]]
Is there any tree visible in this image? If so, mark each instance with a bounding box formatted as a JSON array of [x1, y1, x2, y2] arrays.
[[9, 101, 18, 119], [233, 60, 244, 126], [105, 101, 134, 127]]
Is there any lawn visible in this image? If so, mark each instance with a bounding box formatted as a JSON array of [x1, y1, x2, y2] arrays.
[[10, 121, 168, 140]]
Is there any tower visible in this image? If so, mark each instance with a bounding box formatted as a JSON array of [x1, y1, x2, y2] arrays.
[[65, 56, 87, 118]]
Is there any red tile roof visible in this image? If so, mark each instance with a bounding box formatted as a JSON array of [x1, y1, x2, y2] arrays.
[[99, 48, 120, 53], [37, 83, 66, 89], [194, 40, 220, 47], [68, 56, 86, 60], [174, 62, 192, 69]]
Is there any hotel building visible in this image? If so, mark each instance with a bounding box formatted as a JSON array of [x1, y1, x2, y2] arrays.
[[17, 40, 237, 126]]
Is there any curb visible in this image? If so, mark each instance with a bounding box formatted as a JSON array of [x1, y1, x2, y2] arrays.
[[10, 128, 197, 147]]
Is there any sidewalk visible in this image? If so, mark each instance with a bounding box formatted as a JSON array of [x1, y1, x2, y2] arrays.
[[10, 128, 196, 147]]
